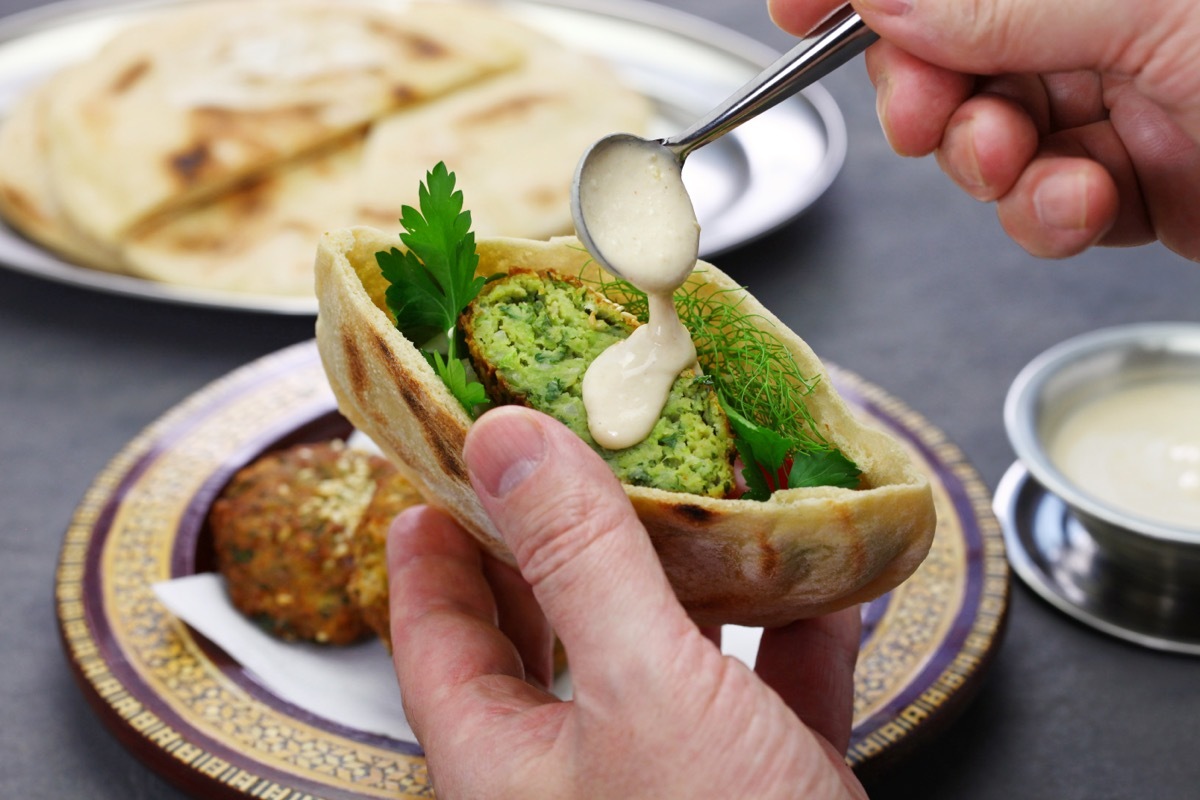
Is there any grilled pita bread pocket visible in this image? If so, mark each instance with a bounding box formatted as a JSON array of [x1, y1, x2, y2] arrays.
[[316, 218, 935, 627]]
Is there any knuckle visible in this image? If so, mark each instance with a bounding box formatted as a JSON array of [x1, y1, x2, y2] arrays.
[[508, 481, 633, 589], [956, 0, 1025, 63], [1133, 1, 1200, 110]]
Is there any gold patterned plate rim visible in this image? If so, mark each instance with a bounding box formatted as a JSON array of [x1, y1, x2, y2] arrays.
[[55, 341, 1009, 798]]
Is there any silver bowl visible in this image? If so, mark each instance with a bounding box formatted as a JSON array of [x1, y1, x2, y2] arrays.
[[998, 322, 1200, 654]]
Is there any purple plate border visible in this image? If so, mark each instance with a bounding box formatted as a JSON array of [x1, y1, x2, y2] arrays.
[[835, 368, 1009, 777]]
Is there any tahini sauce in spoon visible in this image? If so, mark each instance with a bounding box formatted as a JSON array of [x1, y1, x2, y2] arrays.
[[576, 139, 701, 450]]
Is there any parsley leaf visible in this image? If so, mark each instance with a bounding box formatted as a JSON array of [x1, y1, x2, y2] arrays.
[[723, 399, 860, 500], [725, 404, 792, 501], [428, 351, 491, 415], [378, 163, 491, 416], [787, 448, 861, 490], [378, 163, 487, 347]]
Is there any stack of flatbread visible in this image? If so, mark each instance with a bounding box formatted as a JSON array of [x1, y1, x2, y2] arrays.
[[0, 0, 651, 298]]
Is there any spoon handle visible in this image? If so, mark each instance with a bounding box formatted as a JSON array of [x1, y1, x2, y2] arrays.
[[663, 6, 877, 159]]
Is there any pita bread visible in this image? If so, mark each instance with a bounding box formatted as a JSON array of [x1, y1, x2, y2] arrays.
[[315, 226, 936, 627], [121, 136, 365, 296], [40, 0, 526, 244], [353, 25, 653, 241], [0, 76, 122, 272], [0, 0, 650, 298], [119, 16, 651, 297]]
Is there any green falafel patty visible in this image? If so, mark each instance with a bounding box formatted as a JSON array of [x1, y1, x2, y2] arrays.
[[461, 270, 736, 497]]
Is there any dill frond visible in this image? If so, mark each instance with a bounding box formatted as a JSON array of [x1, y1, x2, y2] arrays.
[[581, 267, 834, 453]]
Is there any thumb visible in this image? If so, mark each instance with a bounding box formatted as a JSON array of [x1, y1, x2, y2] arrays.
[[851, 0, 1148, 74], [462, 406, 697, 693]]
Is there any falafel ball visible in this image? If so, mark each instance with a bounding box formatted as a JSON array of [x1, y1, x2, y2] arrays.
[[209, 440, 398, 645], [346, 469, 425, 651], [461, 270, 736, 497]]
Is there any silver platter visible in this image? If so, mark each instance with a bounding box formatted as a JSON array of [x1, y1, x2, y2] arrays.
[[0, 0, 847, 314], [994, 461, 1200, 656]]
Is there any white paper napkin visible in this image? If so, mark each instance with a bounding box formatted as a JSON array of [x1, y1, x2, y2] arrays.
[[152, 573, 762, 744], [153, 573, 418, 742]]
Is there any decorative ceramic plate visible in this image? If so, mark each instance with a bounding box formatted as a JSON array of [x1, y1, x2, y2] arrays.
[[56, 341, 1008, 797], [0, 0, 846, 314]]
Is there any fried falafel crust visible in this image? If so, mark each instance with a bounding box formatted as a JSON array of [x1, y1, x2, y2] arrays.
[[209, 440, 392, 644], [346, 469, 424, 651]]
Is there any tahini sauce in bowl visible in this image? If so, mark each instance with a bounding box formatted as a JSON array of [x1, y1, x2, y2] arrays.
[[1005, 322, 1200, 543], [1004, 323, 1200, 651], [1047, 380, 1200, 531]]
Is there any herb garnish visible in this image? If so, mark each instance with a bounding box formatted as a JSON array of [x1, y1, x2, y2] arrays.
[[585, 268, 861, 497], [724, 405, 860, 499], [378, 163, 859, 493], [377, 163, 490, 416]]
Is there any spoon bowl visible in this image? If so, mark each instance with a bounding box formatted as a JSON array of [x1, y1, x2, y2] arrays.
[[571, 133, 697, 290]]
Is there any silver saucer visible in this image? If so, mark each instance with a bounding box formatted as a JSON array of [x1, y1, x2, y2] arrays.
[[994, 461, 1200, 656]]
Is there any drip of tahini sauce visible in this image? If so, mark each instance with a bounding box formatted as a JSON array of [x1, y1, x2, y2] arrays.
[[578, 141, 701, 450], [1048, 380, 1200, 530]]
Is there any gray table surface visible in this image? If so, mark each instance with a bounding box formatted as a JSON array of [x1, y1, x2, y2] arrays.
[[2, 1, 1198, 798]]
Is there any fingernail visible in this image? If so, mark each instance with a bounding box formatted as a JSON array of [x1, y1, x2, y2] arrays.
[[467, 410, 548, 498], [860, 0, 914, 15], [1033, 171, 1089, 230], [875, 74, 895, 144]]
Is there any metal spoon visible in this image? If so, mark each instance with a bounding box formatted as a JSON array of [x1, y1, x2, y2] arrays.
[[572, 5, 877, 282]]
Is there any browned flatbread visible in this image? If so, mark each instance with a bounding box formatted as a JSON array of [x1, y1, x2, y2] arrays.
[[0, 0, 650, 298], [41, 0, 526, 245], [0, 75, 122, 272], [315, 227, 937, 627], [118, 15, 651, 297], [121, 135, 366, 296]]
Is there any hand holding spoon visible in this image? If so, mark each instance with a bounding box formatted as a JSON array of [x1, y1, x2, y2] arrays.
[[571, 5, 877, 287]]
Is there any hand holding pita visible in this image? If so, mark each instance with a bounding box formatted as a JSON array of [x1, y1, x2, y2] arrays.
[[386, 407, 867, 799]]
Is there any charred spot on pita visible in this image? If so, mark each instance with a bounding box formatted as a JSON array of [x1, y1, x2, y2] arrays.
[[367, 19, 447, 59], [343, 330, 370, 399], [110, 60, 150, 94], [672, 503, 716, 524], [522, 185, 561, 211], [170, 143, 211, 184], [756, 534, 781, 579], [391, 85, 417, 104], [1, 187, 40, 223], [368, 328, 468, 483], [458, 94, 552, 127]]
